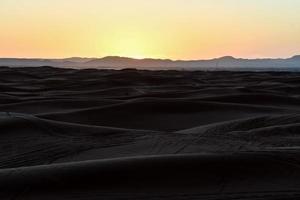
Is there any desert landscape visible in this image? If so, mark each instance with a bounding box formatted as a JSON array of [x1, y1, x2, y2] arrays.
[[1, 0, 300, 198], [1, 66, 300, 199]]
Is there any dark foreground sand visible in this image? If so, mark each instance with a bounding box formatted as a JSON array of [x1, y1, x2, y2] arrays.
[[1, 66, 300, 199]]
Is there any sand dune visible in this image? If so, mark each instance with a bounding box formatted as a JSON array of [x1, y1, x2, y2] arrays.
[[39, 99, 289, 131], [1, 67, 300, 199], [2, 153, 300, 199]]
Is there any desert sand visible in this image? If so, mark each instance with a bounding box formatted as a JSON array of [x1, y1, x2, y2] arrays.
[[1, 66, 300, 199]]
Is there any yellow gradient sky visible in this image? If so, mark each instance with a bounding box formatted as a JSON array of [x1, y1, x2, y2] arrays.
[[1, 0, 300, 59]]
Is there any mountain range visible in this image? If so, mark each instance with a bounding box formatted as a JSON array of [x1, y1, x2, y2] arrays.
[[0, 55, 300, 71]]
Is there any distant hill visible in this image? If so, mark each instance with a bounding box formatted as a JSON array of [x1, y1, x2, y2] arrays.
[[0, 55, 300, 71]]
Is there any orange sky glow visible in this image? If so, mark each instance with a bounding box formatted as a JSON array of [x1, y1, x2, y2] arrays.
[[1, 0, 300, 59]]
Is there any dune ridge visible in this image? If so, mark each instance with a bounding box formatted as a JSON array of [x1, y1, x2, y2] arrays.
[[1, 67, 300, 199]]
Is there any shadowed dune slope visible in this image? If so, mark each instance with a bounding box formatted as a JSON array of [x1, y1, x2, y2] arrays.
[[2, 153, 300, 199], [1, 67, 300, 199], [38, 98, 289, 131]]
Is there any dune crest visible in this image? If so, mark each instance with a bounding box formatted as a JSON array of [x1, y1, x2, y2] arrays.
[[1, 67, 300, 199]]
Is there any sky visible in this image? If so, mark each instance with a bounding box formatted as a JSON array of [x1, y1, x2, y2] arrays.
[[0, 0, 300, 60]]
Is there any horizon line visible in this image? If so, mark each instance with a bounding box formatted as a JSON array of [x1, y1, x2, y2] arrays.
[[0, 54, 299, 62]]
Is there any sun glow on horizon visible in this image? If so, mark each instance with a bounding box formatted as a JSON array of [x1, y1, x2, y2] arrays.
[[0, 0, 300, 59], [99, 29, 166, 59]]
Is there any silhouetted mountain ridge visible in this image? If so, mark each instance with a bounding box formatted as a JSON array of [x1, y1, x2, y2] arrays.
[[290, 55, 300, 60], [0, 55, 300, 71]]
